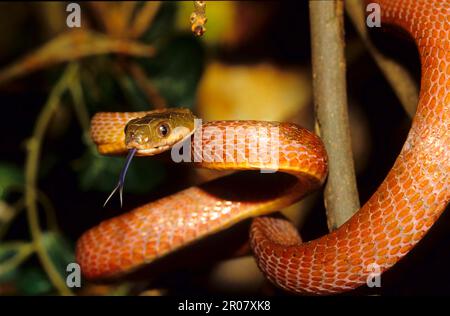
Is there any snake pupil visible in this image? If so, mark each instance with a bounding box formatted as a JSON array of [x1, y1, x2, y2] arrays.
[[158, 123, 170, 137]]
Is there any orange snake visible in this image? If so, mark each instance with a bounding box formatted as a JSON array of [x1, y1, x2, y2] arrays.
[[76, 0, 450, 295]]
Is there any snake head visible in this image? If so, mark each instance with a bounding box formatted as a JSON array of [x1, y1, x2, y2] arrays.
[[124, 108, 196, 156]]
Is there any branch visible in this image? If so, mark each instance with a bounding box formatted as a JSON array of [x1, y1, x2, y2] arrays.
[[0, 190, 60, 241], [24, 64, 78, 296], [0, 242, 35, 277], [309, 0, 360, 230], [127, 62, 167, 109], [68, 66, 91, 139], [345, 0, 418, 118]]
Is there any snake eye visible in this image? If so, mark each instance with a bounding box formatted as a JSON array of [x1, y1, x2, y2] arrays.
[[158, 123, 170, 138]]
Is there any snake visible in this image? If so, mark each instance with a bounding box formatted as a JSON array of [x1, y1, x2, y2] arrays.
[[76, 0, 450, 295]]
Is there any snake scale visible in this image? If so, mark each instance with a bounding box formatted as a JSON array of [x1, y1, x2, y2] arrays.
[[76, 0, 450, 295]]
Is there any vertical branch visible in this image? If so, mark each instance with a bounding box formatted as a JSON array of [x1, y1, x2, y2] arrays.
[[68, 66, 92, 139], [25, 64, 78, 296], [309, 0, 360, 230], [345, 0, 418, 118]]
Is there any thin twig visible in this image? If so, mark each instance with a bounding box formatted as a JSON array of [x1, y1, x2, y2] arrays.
[[67, 66, 104, 191], [309, 0, 360, 230], [0, 199, 23, 240], [345, 0, 418, 118], [118, 2, 140, 37], [68, 66, 91, 138], [0, 242, 35, 276], [36, 189, 60, 234], [127, 62, 167, 109], [25, 64, 78, 296], [0, 189, 60, 240]]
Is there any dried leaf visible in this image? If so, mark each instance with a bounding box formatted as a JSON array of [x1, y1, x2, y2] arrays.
[[128, 1, 162, 39], [0, 30, 155, 85], [90, 2, 138, 37]]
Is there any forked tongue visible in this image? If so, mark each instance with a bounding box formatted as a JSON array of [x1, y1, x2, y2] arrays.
[[103, 148, 137, 208]]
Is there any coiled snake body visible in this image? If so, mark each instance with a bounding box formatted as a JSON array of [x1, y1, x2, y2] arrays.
[[76, 0, 450, 294]]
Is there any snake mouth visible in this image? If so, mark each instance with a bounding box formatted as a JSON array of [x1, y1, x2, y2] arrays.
[[134, 145, 172, 156]]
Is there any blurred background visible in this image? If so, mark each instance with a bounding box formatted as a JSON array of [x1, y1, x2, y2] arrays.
[[0, 1, 449, 296]]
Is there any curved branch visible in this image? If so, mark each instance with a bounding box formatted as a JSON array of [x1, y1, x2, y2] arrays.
[[25, 64, 78, 296], [345, 0, 418, 118]]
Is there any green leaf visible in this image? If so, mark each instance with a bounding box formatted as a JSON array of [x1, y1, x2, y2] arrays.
[[80, 56, 132, 113], [75, 149, 165, 195], [0, 233, 75, 295], [41, 231, 75, 276], [138, 34, 205, 108], [0, 162, 24, 199], [139, 1, 177, 43], [16, 267, 53, 295]]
